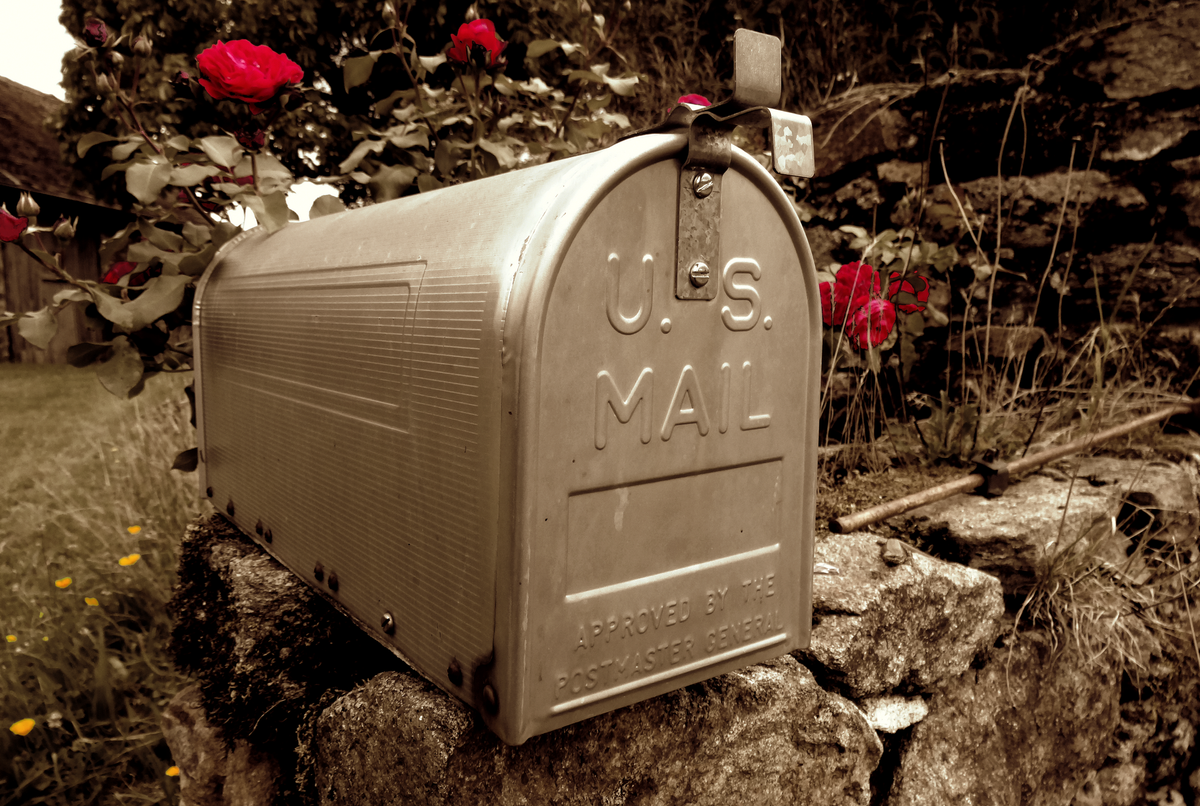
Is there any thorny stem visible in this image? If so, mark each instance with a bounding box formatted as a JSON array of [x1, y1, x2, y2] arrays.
[[390, 24, 442, 150]]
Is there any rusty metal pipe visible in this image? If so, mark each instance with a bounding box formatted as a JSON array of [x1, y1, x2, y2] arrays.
[[829, 400, 1198, 534]]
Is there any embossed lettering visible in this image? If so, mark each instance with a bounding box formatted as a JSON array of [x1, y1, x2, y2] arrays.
[[740, 361, 771, 430], [719, 362, 731, 434], [595, 368, 653, 449], [705, 586, 729, 614], [721, 258, 762, 331], [606, 252, 653, 335], [661, 364, 710, 440]]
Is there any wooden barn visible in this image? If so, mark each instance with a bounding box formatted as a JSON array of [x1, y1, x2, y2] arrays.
[[0, 76, 131, 363]]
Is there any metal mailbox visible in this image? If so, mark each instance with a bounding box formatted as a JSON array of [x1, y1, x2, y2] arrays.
[[194, 30, 819, 745]]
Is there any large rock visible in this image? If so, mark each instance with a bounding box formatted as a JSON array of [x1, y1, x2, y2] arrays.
[[160, 685, 281, 806], [887, 634, 1123, 806], [902, 456, 1200, 598], [795, 532, 1005, 698], [313, 656, 883, 806]]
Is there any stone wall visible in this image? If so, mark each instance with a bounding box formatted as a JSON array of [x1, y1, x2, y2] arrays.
[[163, 456, 1199, 806]]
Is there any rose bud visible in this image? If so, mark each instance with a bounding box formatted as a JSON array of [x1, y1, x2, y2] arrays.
[[0, 204, 29, 243], [133, 36, 152, 57], [234, 127, 266, 150], [109, 51, 125, 67], [171, 70, 195, 99], [16, 193, 40, 218], [96, 74, 113, 93], [382, 1, 399, 27], [53, 217, 77, 243], [83, 19, 109, 47]]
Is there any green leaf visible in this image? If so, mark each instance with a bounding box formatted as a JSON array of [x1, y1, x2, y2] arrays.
[[417, 53, 446, 73], [96, 336, 144, 398], [182, 222, 213, 248], [526, 39, 560, 58], [165, 135, 191, 151], [66, 341, 112, 368], [77, 132, 119, 157], [53, 288, 91, 304], [417, 174, 443, 193], [123, 275, 191, 330], [17, 307, 57, 349], [171, 447, 199, 473], [338, 139, 386, 173], [112, 138, 147, 161], [178, 243, 218, 276], [101, 159, 135, 181], [434, 139, 456, 177], [567, 69, 605, 85], [308, 195, 346, 218], [343, 53, 379, 92], [140, 221, 185, 251], [199, 136, 243, 170], [242, 191, 291, 234], [477, 138, 517, 169], [126, 157, 173, 205], [388, 130, 429, 150], [169, 164, 222, 186], [601, 74, 639, 96], [368, 165, 418, 202], [212, 222, 243, 250]]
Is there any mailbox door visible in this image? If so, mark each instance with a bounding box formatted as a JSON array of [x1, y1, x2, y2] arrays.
[[507, 145, 819, 741]]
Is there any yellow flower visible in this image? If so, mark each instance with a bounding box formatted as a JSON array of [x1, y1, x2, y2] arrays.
[[9, 718, 35, 736], [118, 554, 141, 567], [85, 597, 99, 606], [165, 766, 180, 777], [127, 525, 142, 534], [5, 635, 15, 643], [55, 577, 72, 589], [42, 636, 49, 642]]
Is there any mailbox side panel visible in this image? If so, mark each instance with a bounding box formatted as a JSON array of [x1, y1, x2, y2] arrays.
[[192, 187, 555, 703], [510, 148, 819, 741]]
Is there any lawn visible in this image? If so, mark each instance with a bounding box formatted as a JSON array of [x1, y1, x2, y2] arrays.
[[1, 364, 200, 806]]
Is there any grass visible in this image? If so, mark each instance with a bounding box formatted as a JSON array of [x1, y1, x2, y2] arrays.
[[1, 364, 199, 806]]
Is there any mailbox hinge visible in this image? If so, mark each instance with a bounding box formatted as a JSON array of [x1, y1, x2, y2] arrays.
[[669, 29, 817, 300]]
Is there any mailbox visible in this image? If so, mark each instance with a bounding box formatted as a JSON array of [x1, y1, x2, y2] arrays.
[[193, 30, 819, 744]]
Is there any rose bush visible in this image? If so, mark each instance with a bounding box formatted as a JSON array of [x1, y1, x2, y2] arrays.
[[446, 19, 507, 68], [196, 40, 304, 114]]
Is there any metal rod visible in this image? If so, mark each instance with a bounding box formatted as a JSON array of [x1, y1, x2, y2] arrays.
[[829, 400, 1197, 534]]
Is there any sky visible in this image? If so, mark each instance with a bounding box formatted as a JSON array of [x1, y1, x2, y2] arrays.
[[0, 1, 334, 219], [0, 1, 76, 100]]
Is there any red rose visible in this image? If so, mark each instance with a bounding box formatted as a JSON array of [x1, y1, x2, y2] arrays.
[[820, 261, 880, 327], [846, 299, 897, 349], [678, 94, 711, 107], [887, 271, 930, 314], [196, 40, 304, 115], [0, 205, 28, 243], [447, 20, 507, 69], [102, 261, 139, 284]]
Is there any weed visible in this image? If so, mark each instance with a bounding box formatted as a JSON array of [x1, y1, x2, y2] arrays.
[[1, 365, 197, 806]]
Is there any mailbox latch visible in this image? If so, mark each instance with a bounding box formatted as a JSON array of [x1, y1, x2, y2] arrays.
[[670, 29, 817, 300]]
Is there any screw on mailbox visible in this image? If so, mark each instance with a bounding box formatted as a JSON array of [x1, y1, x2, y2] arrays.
[[380, 611, 395, 635], [255, 519, 263, 536], [263, 528, 273, 543], [447, 658, 463, 687], [692, 171, 714, 198], [225, 499, 235, 517], [327, 571, 339, 592], [313, 562, 324, 582], [482, 683, 499, 714], [689, 261, 710, 287]]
